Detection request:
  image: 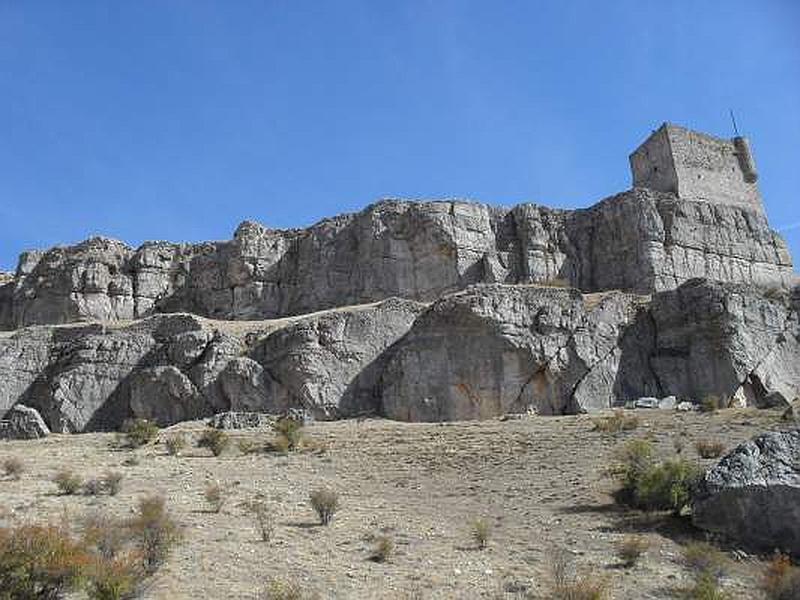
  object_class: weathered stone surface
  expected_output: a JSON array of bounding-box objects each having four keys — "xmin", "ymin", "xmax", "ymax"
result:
[
  {"xmin": 208, "ymin": 411, "xmax": 273, "ymax": 430},
  {"xmin": 693, "ymin": 429, "xmax": 800, "ymax": 556},
  {"xmin": 377, "ymin": 285, "xmax": 646, "ymax": 421},
  {"xmin": 0, "ymin": 404, "xmax": 50, "ymax": 439},
  {"xmin": 0, "ymin": 192, "xmax": 792, "ymax": 329},
  {"xmin": 0, "ymin": 299, "xmax": 424, "ymax": 431}
]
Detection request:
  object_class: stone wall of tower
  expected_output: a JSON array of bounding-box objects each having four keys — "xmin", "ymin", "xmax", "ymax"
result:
[{"xmin": 630, "ymin": 123, "xmax": 766, "ymax": 215}]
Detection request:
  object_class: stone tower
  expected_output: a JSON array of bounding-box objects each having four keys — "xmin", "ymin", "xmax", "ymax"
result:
[{"xmin": 629, "ymin": 123, "xmax": 765, "ymax": 215}]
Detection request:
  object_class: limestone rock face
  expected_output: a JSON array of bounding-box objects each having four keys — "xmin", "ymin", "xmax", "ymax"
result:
[
  {"xmin": 1, "ymin": 194, "xmax": 793, "ymax": 329},
  {"xmin": 0, "ymin": 404, "xmax": 50, "ymax": 439},
  {"xmin": 0, "ymin": 299, "xmax": 424, "ymax": 431},
  {"xmin": 378, "ymin": 285, "xmax": 646, "ymax": 421},
  {"xmin": 693, "ymin": 429, "xmax": 800, "ymax": 556}
]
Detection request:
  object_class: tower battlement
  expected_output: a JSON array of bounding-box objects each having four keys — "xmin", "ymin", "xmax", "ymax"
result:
[{"xmin": 630, "ymin": 123, "xmax": 764, "ymax": 215}]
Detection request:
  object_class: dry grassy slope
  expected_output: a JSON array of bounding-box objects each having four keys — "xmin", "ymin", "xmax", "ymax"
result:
[{"xmin": 0, "ymin": 409, "xmax": 790, "ymax": 599}]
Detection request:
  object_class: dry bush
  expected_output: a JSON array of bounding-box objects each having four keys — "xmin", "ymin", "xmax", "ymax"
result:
[
  {"xmin": 84, "ymin": 478, "xmax": 105, "ymax": 496},
  {"xmin": 262, "ymin": 577, "xmax": 306, "ymax": 600},
  {"xmin": 470, "ymin": 518, "xmax": 491, "ymax": 550},
  {"xmin": 592, "ymin": 410, "xmax": 639, "ymax": 434},
  {"xmin": 309, "ymin": 488, "xmax": 339, "ymax": 526},
  {"xmin": 547, "ymin": 546, "xmax": 608, "ymax": 600},
  {"xmin": 204, "ymin": 482, "xmax": 227, "ymax": 514},
  {"xmin": 198, "ymin": 428, "xmax": 230, "ymax": 457},
  {"xmin": 762, "ymin": 553, "xmax": 800, "ymax": 600},
  {"xmin": 53, "ymin": 469, "xmax": 83, "ymax": 495},
  {"xmin": 616, "ymin": 535, "xmax": 650, "ymax": 568},
  {"xmin": 237, "ymin": 438, "xmax": 261, "ymax": 455},
  {"xmin": 244, "ymin": 499, "xmax": 274, "ymax": 543},
  {"xmin": 164, "ymin": 434, "xmax": 187, "ymax": 456},
  {"xmin": 678, "ymin": 570, "xmax": 731, "ymax": 600},
  {"xmin": 700, "ymin": 395, "xmax": 732, "ymax": 413},
  {"xmin": 121, "ymin": 418, "xmax": 159, "ymax": 448},
  {"xmin": 84, "ymin": 554, "xmax": 141, "ymax": 600},
  {"xmin": 682, "ymin": 542, "xmax": 728, "ymax": 580},
  {"xmin": 695, "ymin": 440, "xmax": 725, "ymax": 459},
  {"xmin": 369, "ymin": 534, "xmax": 394, "ymax": 563},
  {"xmin": 103, "ymin": 471, "xmax": 123, "ymax": 496},
  {"xmin": 0, "ymin": 523, "xmax": 90, "ymax": 599},
  {"xmin": 127, "ymin": 495, "xmax": 181, "ymax": 574},
  {"xmin": 82, "ymin": 512, "xmax": 129, "ymax": 560},
  {"xmin": 272, "ymin": 417, "xmax": 304, "ymax": 452},
  {"xmin": 2, "ymin": 457, "xmax": 24, "ymax": 480}
]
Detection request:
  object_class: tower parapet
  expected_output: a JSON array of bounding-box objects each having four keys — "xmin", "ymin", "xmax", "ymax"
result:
[{"xmin": 630, "ymin": 123, "xmax": 765, "ymax": 215}]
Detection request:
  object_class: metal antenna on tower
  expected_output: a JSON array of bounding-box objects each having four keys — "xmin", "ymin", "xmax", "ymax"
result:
[{"xmin": 729, "ymin": 109, "xmax": 740, "ymax": 137}]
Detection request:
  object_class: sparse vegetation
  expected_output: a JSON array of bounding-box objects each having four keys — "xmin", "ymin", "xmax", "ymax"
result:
[
  {"xmin": 610, "ymin": 439, "xmax": 702, "ymax": 515},
  {"xmin": 682, "ymin": 542, "xmax": 728, "ymax": 580},
  {"xmin": 126, "ymin": 494, "xmax": 181, "ymax": 574},
  {"xmin": 273, "ymin": 417, "xmax": 304, "ymax": 452},
  {"xmin": 616, "ymin": 535, "xmax": 650, "ymax": 568},
  {"xmin": 84, "ymin": 554, "xmax": 141, "ymax": 600},
  {"xmin": 262, "ymin": 577, "xmax": 305, "ymax": 600},
  {"xmin": 204, "ymin": 481, "xmax": 227, "ymax": 514},
  {"xmin": 678, "ymin": 570, "xmax": 731, "ymax": 600},
  {"xmin": 164, "ymin": 434, "xmax": 187, "ymax": 456},
  {"xmin": 470, "ymin": 518, "xmax": 491, "ymax": 550},
  {"xmin": 592, "ymin": 410, "xmax": 639, "ymax": 433},
  {"xmin": 369, "ymin": 534, "xmax": 394, "ymax": 563},
  {"xmin": 0, "ymin": 523, "xmax": 90, "ymax": 599},
  {"xmin": 547, "ymin": 546, "xmax": 608, "ymax": 600},
  {"xmin": 309, "ymin": 488, "xmax": 339, "ymax": 526},
  {"xmin": 2, "ymin": 457, "xmax": 24, "ymax": 480},
  {"xmin": 762, "ymin": 553, "xmax": 800, "ymax": 600},
  {"xmin": 198, "ymin": 428, "xmax": 230, "ymax": 457},
  {"xmin": 53, "ymin": 469, "xmax": 84, "ymax": 495},
  {"xmin": 237, "ymin": 438, "xmax": 261, "ymax": 455},
  {"xmin": 700, "ymin": 395, "xmax": 731, "ymax": 413},
  {"xmin": 121, "ymin": 418, "xmax": 160, "ymax": 448},
  {"xmin": 103, "ymin": 471, "xmax": 123, "ymax": 496},
  {"xmin": 82, "ymin": 512, "xmax": 128, "ymax": 560},
  {"xmin": 695, "ymin": 439, "xmax": 725, "ymax": 459},
  {"xmin": 244, "ymin": 499, "xmax": 274, "ymax": 543}
]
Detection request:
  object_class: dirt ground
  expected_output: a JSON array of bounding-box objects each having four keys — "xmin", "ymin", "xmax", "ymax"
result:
[{"xmin": 0, "ymin": 408, "xmax": 791, "ymax": 599}]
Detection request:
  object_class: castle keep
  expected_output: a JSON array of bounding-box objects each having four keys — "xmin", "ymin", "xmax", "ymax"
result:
[{"xmin": 630, "ymin": 122, "xmax": 764, "ymax": 214}]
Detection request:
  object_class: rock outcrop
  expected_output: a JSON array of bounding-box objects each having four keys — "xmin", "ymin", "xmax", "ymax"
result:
[
  {"xmin": 693, "ymin": 429, "xmax": 800, "ymax": 556},
  {"xmin": 0, "ymin": 279, "xmax": 796, "ymax": 430},
  {"xmin": 0, "ymin": 123, "xmax": 796, "ymax": 427},
  {"xmin": 0, "ymin": 192, "xmax": 793, "ymax": 330},
  {"xmin": 0, "ymin": 404, "xmax": 50, "ymax": 439}
]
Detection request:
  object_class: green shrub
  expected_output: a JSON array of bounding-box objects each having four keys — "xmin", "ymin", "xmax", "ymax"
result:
[
  {"xmin": 121, "ymin": 418, "xmax": 159, "ymax": 448},
  {"xmin": 273, "ymin": 417, "xmax": 304, "ymax": 451},
  {"xmin": 164, "ymin": 434, "xmax": 187, "ymax": 456},
  {"xmin": 53, "ymin": 469, "xmax": 83, "ymax": 495},
  {"xmin": 262, "ymin": 577, "xmax": 304, "ymax": 600},
  {"xmin": 85, "ymin": 555, "xmax": 140, "ymax": 600},
  {"xmin": 762, "ymin": 553, "xmax": 800, "ymax": 600},
  {"xmin": 126, "ymin": 495, "xmax": 181, "ymax": 574},
  {"xmin": 616, "ymin": 535, "xmax": 650, "ymax": 568},
  {"xmin": 198, "ymin": 428, "xmax": 230, "ymax": 457},
  {"xmin": 695, "ymin": 440, "xmax": 725, "ymax": 459},
  {"xmin": 309, "ymin": 488, "xmax": 339, "ymax": 526},
  {"xmin": 679, "ymin": 570, "xmax": 731, "ymax": 600},
  {"xmin": 0, "ymin": 523, "xmax": 90, "ymax": 599},
  {"xmin": 470, "ymin": 518, "xmax": 491, "ymax": 550},
  {"xmin": 592, "ymin": 410, "xmax": 639, "ymax": 434},
  {"xmin": 611, "ymin": 439, "xmax": 702, "ymax": 515},
  {"xmin": 369, "ymin": 534, "xmax": 394, "ymax": 563},
  {"xmin": 2, "ymin": 457, "xmax": 24, "ymax": 480}
]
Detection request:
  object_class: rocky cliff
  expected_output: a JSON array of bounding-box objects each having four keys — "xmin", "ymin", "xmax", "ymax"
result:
[
  {"xmin": 1, "ymin": 279, "xmax": 797, "ymax": 431},
  {"xmin": 0, "ymin": 190, "xmax": 793, "ymax": 330},
  {"xmin": 1, "ymin": 123, "xmax": 797, "ymax": 428}
]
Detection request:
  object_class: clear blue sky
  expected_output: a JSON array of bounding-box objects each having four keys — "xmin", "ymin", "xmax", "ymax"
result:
[{"xmin": 1, "ymin": 1, "xmax": 799, "ymax": 271}]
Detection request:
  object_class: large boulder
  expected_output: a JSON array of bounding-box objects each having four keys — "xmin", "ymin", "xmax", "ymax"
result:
[
  {"xmin": 0, "ymin": 404, "xmax": 50, "ymax": 439},
  {"xmin": 693, "ymin": 429, "xmax": 800, "ymax": 556}
]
